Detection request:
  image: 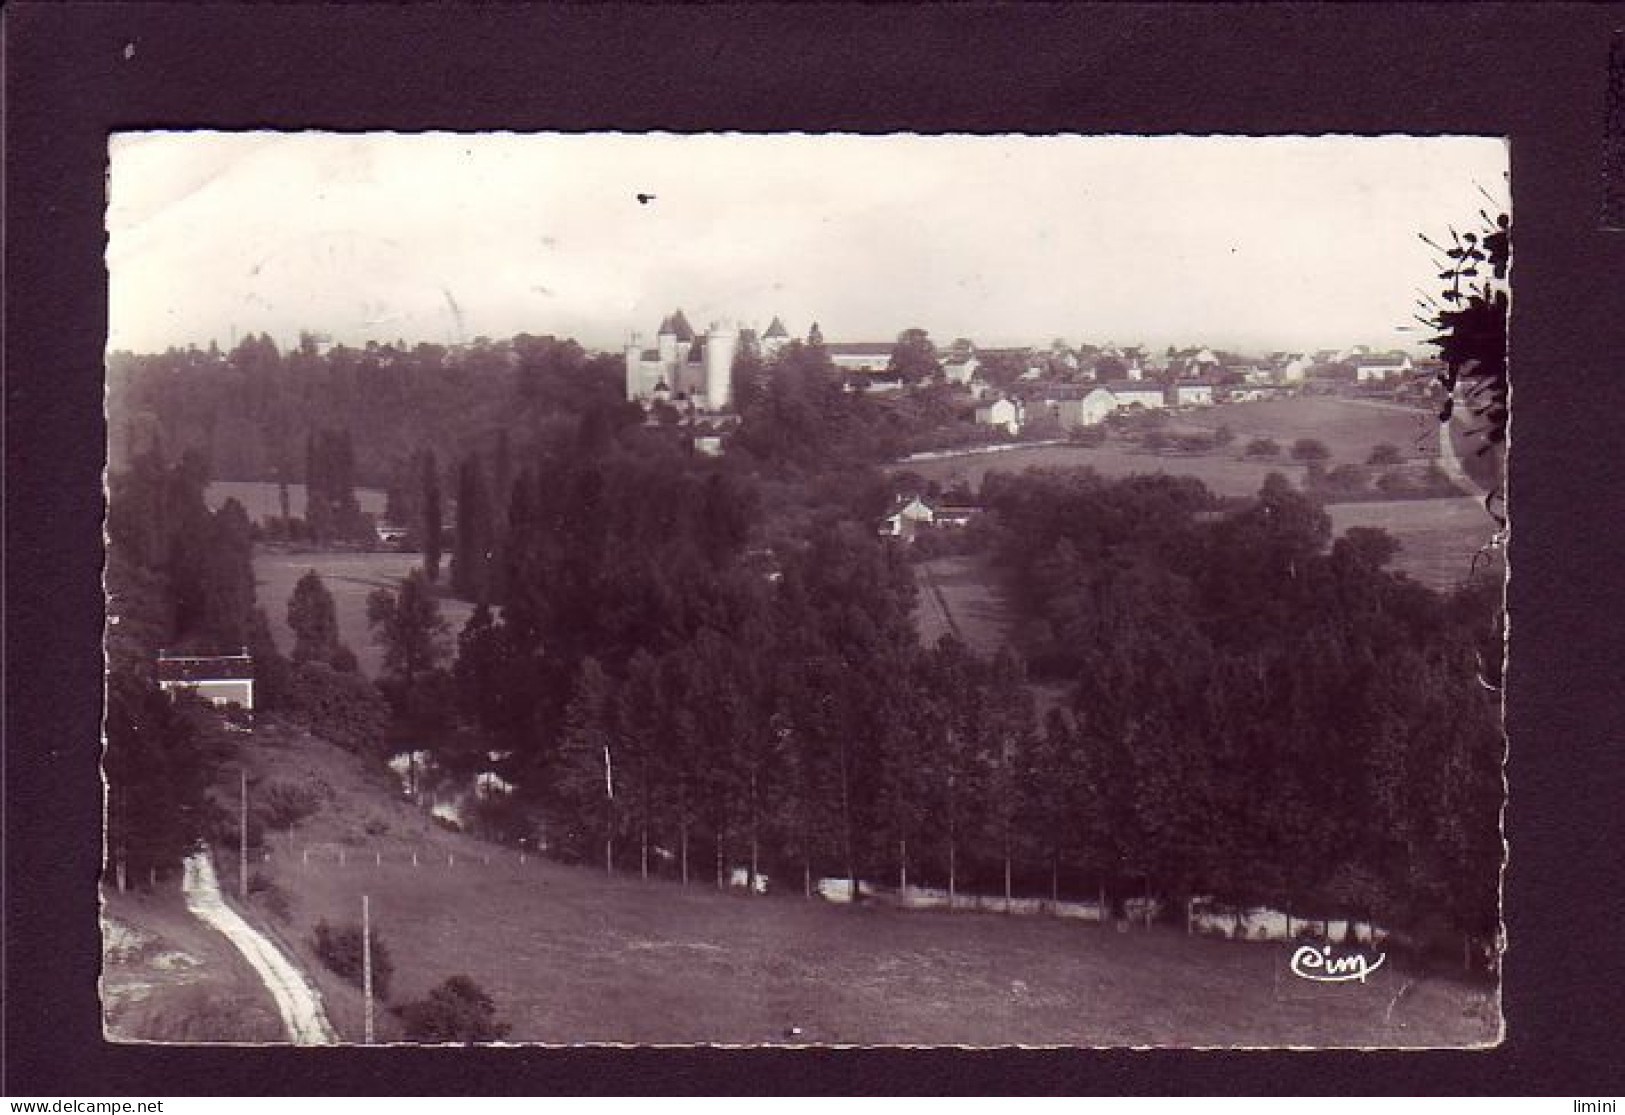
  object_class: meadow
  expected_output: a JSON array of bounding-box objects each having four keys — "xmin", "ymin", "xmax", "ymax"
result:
[
  {"xmin": 1327, "ymin": 497, "xmax": 1499, "ymax": 592},
  {"xmin": 895, "ymin": 397, "xmax": 1493, "ymax": 593},
  {"xmin": 206, "ymin": 481, "xmax": 388, "ymax": 523},
  {"xmin": 914, "ymin": 553, "xmax": 1016, "ymax": 655},
  {"xmin": 225, "ymin": 723, "xmax": 1499, "ymax": 1048},
  {"xmin": 254, "ymin": 550, "xmax": 475, "ymax": 677}
]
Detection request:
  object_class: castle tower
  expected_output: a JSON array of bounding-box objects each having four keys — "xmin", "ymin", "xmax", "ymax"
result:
[
  {"xmin": 657, "ymin": 315, "xmax": 678, "ymax": 369},
  {"xmin": 762, "ymin": 315, "xmax": 790, "ymax": 359},
  {"xmin": 704, "ymin": 322, "xmax": 738, "ymax": 411},
  {"xmin": 624, "ymin": 332, "xmax": 644, "ymax": 400}
]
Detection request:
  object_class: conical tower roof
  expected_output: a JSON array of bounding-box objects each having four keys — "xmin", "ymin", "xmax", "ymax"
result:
[
  {"xmin": 668, "ymin": 309, "xmax": 696, "ymax": 343},
  {"xmin": 763, "ymin": 315, "xmax": 789, "ymax": 339}
]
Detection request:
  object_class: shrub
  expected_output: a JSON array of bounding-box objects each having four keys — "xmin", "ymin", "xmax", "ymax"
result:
[
  {"xmin": 311, "ymin": 920, "xmax": 393, "ymax": 1000},
  {"xmin": 248, "ymin": 872, "xmax": 291, "ymax": 922},
  {"xmin": 283, "ymin": 662, "xmax": 391, "ymax": 756},
  {"xmin": 259, "ymin": 779, "xmax": 322, "ymax": 829},
  {"xmin": 394, "ymin": 975, "xmax": 511, "ymax": 1042},
  {"xmin": 1320, "ymin": 463, "xmax": 1369, "ymax": 497},
  {"xmin": 1367, "ymin": 442, "xmax": 1404, "ymax": 467},
  {"xmin": 1067, "ymin": 424, "xmax": 1107, "ymax": 447},
  {"xmin": 1243, "ymin": 437, "xmax": 1280, "ymax": 459},
  {"xmin": 1290, "ymin": 437, "xmax": 1331, "ymax": 464}
]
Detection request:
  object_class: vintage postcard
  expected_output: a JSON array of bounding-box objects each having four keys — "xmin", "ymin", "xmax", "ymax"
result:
[{"xmin": 101, "ymin": 132, "xmax": 1508, "ymax": 1047}]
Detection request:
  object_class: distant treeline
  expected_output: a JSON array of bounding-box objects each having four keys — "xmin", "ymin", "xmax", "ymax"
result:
[
  {"xmin": 108, "ymin": 331, "xmax": 988, "ymax": 498},
  {"xmin": 107, "ymin": 332, "xmax": 628, "ymax": 489}
]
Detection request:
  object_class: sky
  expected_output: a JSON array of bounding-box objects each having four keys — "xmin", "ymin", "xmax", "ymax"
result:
[{"xmin": 106, "ymin": 132, "xmax": 1508, "ymax": 357}]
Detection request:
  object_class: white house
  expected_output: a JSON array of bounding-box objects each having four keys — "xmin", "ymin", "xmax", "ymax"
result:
[
  {"xmin": 1279, "ymin": 356, "xmax": 1310, "ymax": 384},
  {"xmin": 943, "ymin": 354, "xmax": 980, "ymax": 385},
  {"xmin": 1105, "ymin": 382, "xmax": 1167, "ymax": 410},
  {"xmin": 1172, "ymin": 382, "xmax": 1216, "ymax": 407},
  {"xmin": 879, "ymin": 496, "xmax": 937, "ymax": 539},
  {"xmin": 1355, "ymin": 354, "xmax": 1414, "ymax": 382},
  {"xmin": 974, "ymin": 397, "xmax": 1022, "ymax": 435},
  {"xmin": 156, "ymin": 651, "xmax": 255, "ymax": 712},
  {"xmin": 1054, "ymin": 386, "xmax": 1118, "ymax": 429},
  {"xmin": 823, "ymin": 342, "xmax": 896, "ymax": 373}
]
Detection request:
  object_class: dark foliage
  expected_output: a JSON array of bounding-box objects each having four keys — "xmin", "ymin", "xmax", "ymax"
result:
[
  {"xmin": 393, "ymin": 975, "xmax": 511, "ymax": 1042},
  {"xmin": 312, "ymin": 920, "xmax": 393, "ymax": 1000}
]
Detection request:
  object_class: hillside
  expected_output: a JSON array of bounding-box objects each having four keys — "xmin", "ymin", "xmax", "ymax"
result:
[
  {"xmin": 227, "ymin": 719, "xmax": 1500, "ymax": 1047},
  {"xmin": 100, "ymin": 887, "xmax": 285, "ymax": 1043}
]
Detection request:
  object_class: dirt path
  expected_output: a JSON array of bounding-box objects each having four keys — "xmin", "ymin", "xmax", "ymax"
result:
[{"xmin": 182, "ymin": 850, "xmax": 337, "ymax": 1045}]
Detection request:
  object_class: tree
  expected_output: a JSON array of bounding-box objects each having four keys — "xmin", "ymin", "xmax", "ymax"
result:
[
  {"xmin": 451, "ymin": 454, "xmax": 494, "ymax": 603},
  {"xmin": 394, "ymin": 976, "xmax": 511, "ymax": 1042},
  {"xmin": 287, "ymin": 570, "xmax": 346, "ymax": 667},
  {"xmin": 367, "ymin": 569, "xmax": 451, "ymax": 725},
  {"xmin": 421, "ymin": 449, "xmax": 443, "ymax": 582},
  {"xmin": 888, "ymin": 327, "xmax": 941, "ymax": 385},
  {"xmin": 104, "ymin": 672, "xmax": 220, "ymax": 888},
  {"xmin": 554, "ymin": 658, "xmax": 620, "ymax": 870},
  {"xmin": 1420, "ymin": 213, "xmax": 1509, "ymax": 479},
  {"xmin": 1290, "ymin": 438, "xmax": 1331, "ymax": 465}
]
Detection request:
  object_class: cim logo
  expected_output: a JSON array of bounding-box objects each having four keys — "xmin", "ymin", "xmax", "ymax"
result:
[{"xmin": 1289, "ymin": 943, "xmax": 1386, "ymax": 984}]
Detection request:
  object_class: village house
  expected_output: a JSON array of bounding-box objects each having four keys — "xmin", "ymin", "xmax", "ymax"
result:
[
  {"xmin": 878, "ymin": 495, "xmax": 937, "ymax": 539},
  {"xmin": 1103, "ymin": 381, "xmax": 1168, "ymax": 410},
  {"xmin": 932, "ymin": 501, "xmax": 981, "ymax": 529},
  {"xmin": 1053, "ymin": 386, "xmax": 1118, "ymax": 429},
  {"xmin": 974, "ymin": 396, "xmax": 1023, "ymax": 435},
  {"xmin": 1172, "ymin": 382, "xmax": 1217, "ymax": 407},
  {"xmin": 1355, "ymin": 353, "xmax": 1415, "ymax": 382},
  {"xmin": 943, "ymin": 353, "xmax": 980, "ymax": 385},
  {"xmin": 1279, "ymin": 355, "xmax": 1311, "ymax": 384},
  {"xmin": 156, "ymin": 651, "xmax": 255, "ymax": 712},
  {"xmin": 823, "ymin": 342, "xmax": 897, "ymax": 373}
]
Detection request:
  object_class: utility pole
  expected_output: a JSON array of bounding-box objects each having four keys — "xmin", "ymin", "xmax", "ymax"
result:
[
  {"xmin": 362, "ymin": 894, "xmax": 374, "ymax": 1044},
  {"xmin": 240, "ymin": 768, "xmax": 249, "ymax": 901},
  {"xmin": 603, "ymin": 743, "xmax": 615, "ymax": 876}
]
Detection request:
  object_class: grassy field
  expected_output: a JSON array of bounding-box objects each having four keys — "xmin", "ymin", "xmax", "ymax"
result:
[
  {"xmin": 233, "ymin": 722, "xmax": 1499, "ymax": 1047},
  {"xmin": 255, "ymin": 551, "xmax": 475, "ymax": 677},
  {"xmin": 100, "ymin": 886, "xmax": 286, "ymax": 1043},
  {"xmin": 895, "ymin": 398, "xmax": 1442, "ymax": 500},
  {"xmin": 896, "ymin": 442, "xmax": 1280, "ymax": 500},
  {"xmin": 1184, "ymin": 396, "xmax": 1445, "ymax": 465},
  {"xmin": 1327, "ymin": 497, "xmax": 1499, "ymax": 592},
  {"xmin": 914, "ymin": 554, "xmax": 1016, "ymax": 655},
  {"xmin": 207, "ymin": 481, "xmax": 387, "ymax": 523}
]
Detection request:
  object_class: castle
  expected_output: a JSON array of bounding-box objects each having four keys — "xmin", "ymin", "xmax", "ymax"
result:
[
  {"xmin": 624, "ymin": 311, "xmax": 794, "ymax": 412},
  {"xmin": 624, "ymin": 310, "xmax": 739, "ymax": 411}
]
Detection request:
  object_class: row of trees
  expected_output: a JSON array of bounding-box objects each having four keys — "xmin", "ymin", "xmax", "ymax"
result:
[
  {"xmin": 104, "ymin": 449, "xmax": 262, "ymax": 885},
  {"xmin": 353, "ymin": 411, "xmax": 1500, "ymax": 955},
  {"xmin": 107, "ymin": 331, "xmax": 626, "ymax": 488},
  {"xmin": 984, "ymin": 468, "xmax": 1502, "ymax": 948}
]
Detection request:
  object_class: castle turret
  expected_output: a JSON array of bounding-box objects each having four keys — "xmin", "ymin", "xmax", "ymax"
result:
[
  {"xmin": 657, "ymin": 316, "xmax": 678, "ymax": 368},
  {"xmin": 625, "ymin": 332, "xmax": 644, "ymax": 400},
  {"xmin": 704, "ymin": 322, "xmax": 738, "ymax": 411}
]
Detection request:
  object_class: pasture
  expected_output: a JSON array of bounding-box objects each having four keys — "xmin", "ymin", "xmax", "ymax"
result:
[
  {"xmin": 1184, "ymin": 396, "xmax": 1445, "ymax": 465},
  {"xmin": 255, "ymin": 551, "xmax": 474, "ymax": 677},
  {"xmin": 1327, "ymin": 497, "xmax": 1499, "ymax": 592},
  {"xmin": 914, "ymin": 554, "xmax": 1016, "ymax": 655},
  {"xmin": 233, "ymin": 725, "xmax": 1499, "ymax": 1047},
  {"xmin": 897, "ymin": 442, "xmax": 1281, "ymax": 500},
  {"xmin": 207, "ymin": 481, "xmax": 388, "ymax": 524}
]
